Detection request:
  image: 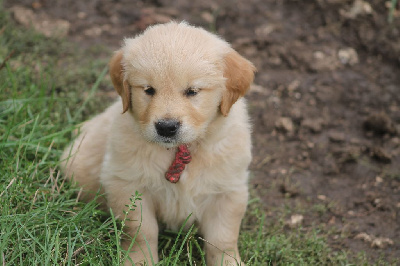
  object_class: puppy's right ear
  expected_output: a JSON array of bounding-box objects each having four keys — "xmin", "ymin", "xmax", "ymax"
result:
[
  {"xmin": 109, "ymin": 51, "xmax": 130, "ymax": 113},
  {"xmin": 220, "ymin": 50, "xmax": 256, "ymax": 116}
]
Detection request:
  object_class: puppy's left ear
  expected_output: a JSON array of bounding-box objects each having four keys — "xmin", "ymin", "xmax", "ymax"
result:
[
  {"xmin": 220, "ymin": 50, "xmax": 256, "ymax": 116},
  {"xmin": 109, "ymin": 51, "xmax": 131, "ymax": 113}
]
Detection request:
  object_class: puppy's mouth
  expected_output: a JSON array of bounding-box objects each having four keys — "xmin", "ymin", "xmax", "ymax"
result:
[{"xmin": 158, "ymin": 137, "xmax": 178, "ymax": 147}]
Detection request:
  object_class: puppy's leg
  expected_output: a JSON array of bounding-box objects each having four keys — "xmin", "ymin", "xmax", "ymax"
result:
[
  {"xmin": 200, "ymin": 188, "xmax": 248, "ymax": 266},
  {"xmin": 104, "ymin": 179, "xmax": 159, "ymax": 265}
]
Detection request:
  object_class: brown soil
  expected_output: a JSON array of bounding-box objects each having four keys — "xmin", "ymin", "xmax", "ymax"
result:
[{"xmin": 5, "ymin": 0, "xmax": 400, "ymax": 263}]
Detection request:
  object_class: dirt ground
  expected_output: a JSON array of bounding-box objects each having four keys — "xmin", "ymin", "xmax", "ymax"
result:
[{"xmin": 5, "ymin": 0, "xmax": 400, "ymax": 263}]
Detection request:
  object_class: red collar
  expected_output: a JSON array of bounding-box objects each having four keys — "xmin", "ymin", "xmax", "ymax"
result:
[{"xmin": 165, "ymin": 144, "xmax": 192, "ymax": 183}]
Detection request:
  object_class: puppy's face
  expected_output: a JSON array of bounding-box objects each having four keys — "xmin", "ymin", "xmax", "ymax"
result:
[
  {"xmin": 110, "ymin": 22, "xmax": 255, "ymax": 148},
  {"xmin": 128, "ymin": 71, "xmax": 223, "ymax": 147}
]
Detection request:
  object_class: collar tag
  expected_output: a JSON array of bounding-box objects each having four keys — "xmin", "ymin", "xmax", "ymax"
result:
[{"xmin": 165, "ymin": 144, "xmax": 192, "ymax": 183}]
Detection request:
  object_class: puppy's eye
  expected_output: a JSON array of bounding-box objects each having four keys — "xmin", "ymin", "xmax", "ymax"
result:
[
  {"xmin": 144, "ymin": 86, "xmax": 156, "ymax": 96},
  {"xmin": 185, "ymin": 87, "xmax": 200, "ymax": 97}
]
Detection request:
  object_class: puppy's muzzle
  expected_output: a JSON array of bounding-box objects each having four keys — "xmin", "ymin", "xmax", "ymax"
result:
[{"xmin": 155, "ymin": 119, "xmax": 180, "ymax": 138}]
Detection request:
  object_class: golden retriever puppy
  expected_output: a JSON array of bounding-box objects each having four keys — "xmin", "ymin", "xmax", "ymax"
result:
[{"xmin": 61, "ymin": 22, "xmax": 255, "ymax": 265}]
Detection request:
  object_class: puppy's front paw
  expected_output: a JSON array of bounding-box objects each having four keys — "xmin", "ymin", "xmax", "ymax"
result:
[
  {"xmin": 207, "ymin": 252, "xmax": 244, "ymax": 266},
  {"xmin": 123, "ymin": 258, "xmax": 145, "ymax": 266},
  {"xmin": 223, "ymin": 258, "xmax": 245, "ymax": 266}
]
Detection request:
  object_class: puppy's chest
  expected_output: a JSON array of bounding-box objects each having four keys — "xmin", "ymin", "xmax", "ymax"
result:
[
  {"xmin": 151, "ymin": 182, "xmax": 212, "ymax": 230},
  {"xmin": 113, "ymin": 148, "xmax": 217, "ymax": 228}
]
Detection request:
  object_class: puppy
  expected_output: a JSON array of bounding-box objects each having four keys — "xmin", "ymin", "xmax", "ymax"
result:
[{"xmin": 61, "ymin": 22, "xmax": 255, "ymax": 265}]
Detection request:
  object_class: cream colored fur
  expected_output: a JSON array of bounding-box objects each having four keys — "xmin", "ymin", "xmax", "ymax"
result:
[{"xmin": 61, "ymin": 22, "xmax": 255, "ymax": 266}]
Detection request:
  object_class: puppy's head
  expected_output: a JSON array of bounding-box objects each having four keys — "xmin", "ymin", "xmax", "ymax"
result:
[{"xmin": 109, "ymin": 22, "xmax": 255, "ymax": 148}]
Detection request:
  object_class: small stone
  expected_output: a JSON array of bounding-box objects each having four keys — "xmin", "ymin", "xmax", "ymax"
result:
[
  {"xmin": 350, "ymin": 138, "xmax": 362, "ymax": 144},
  {"xmin": 371, "ymin": 237, "xmax": 394, "ymax": 249},
  {"xmin": 250, "ymin": 84, "xmax": 268, "ymax": 94},
  {"xmin": 375, "ymin": 176, "xmax": 383, "ymax": 184},
  {"xmin": 280, "ymin": 169, "xmax": 288, "ymax": 175},
  {"xmin": 373, "ymin": 198, "xmax": 381, "ymax": 206},
  {"xmin": 201, "ymin": 12, "xmax": 214, "ymax": 24},
  {"xmin": 363, "ymin": 112, "xmax": 397, "ymax": 136},
  {"xmin": 355, "ymin": 232, "xmax": 372, "ymax": 242},
  {"xmin": 340, "ymin": 0, "xmax": 373, "ymax": 19},
  {"xmin": 287, "ymin": 214, "xmax": 304, "ymax": 227},
  {"xmin": 306, "ymin": 142, "xmax": 315, "ymax": 149},
  {"xmin": 255, "ymin": 24, "xmax": 276, "ymax": 38},
  {"xmin": 313, "ymin": 51, "xmax": 325, "ymax": 60},
  {"xmin": 287, "ymin": 80, "xmax": 300, "ymax": 92},
  {"xmin": 268, "ymin": 56, "xmax": 282, "ymax": 66},
  {"xmin": 275, "ymin": 117, "xmax": 294, "ymax": 133},
  {"xmin": 338, "ymin": 47, "xmax": 359, "ymax": 65},
  {"xmin": 329, "ymin": 131, "xmax": 346, "ymax": 143},
  {"xmin": 279, "ymin": 183, "xmax": 299, "ymax": 197},
  {"xmin": 310, "ymin": 48, "xmax": 341, "ymax": 71},
  {"xmin": 317, "ymin": 195, "xmax": 327, "ymax": 201},
  {"xmin": 369, "ymin": 146, "xmax": 392, "ymax": 163},
  {"xmin": 84, "ymin": 27, "xmax": 103, "ymax": 37},
  {"xmin": 348, "ymin": 210, "xmax": 355, "ymax": 216},
  {"xmin": 302, "ymin": 118, "xmax": 324, "ymax": 133},
  {"xmin": 391, "ymin": 137, "xmax": 400, "ymax": 145},
  {"xmin": 77, "ymin": 12, "xmax": 87, "ymax": 19}
]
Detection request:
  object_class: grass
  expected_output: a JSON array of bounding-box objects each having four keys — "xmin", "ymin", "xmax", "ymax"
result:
[
  {"xmin": 0, "ymin": 5, "xmax": 365, "ymax": 265},
  {"xmin": 389, "ymin": 0, "xmax": 399, "ymax": 23}
]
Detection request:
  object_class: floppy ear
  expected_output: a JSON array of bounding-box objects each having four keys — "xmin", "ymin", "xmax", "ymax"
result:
[
  {"xmin": 109, "ymin": 51, "xmax": 131, "ymax": 113},
  {"xmin": 220, "ymin": 50, "xmax": 256, "ymax": 116}
]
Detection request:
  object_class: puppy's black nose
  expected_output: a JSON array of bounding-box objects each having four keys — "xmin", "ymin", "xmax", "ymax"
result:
[{"xmin": 155, "ymin": 119, "xmax": 180, "ymax": 138}]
